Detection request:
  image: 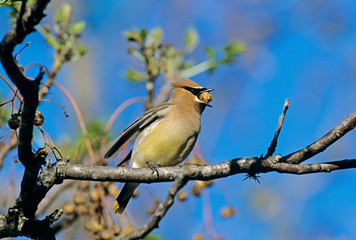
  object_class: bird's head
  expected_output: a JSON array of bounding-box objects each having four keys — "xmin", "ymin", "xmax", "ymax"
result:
[{"xmin": 170, "ymin": 79, "xmax": 213, "ymax": 113}]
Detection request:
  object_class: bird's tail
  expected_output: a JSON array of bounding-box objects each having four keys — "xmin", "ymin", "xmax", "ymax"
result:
[{"xmin": 113, "ymin": 182, "xmax": 140, "ymax": 214}]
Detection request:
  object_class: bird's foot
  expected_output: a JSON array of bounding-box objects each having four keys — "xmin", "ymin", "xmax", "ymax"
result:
[
  {"xmin": 243, "ymin": 173, "xmax": 261, "ymax": 184},
  {"xmin": 178, "ymin": 162, "xmax": 188, "ymax": 168},
  {"xmin": 147, "ymin": 162, "xmax": 161, "ymax": 177}
]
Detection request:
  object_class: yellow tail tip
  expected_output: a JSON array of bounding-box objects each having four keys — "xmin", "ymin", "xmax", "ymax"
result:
[{"xmin": 113, "ymin": 201, "xmax": 124, "ymax": 214}]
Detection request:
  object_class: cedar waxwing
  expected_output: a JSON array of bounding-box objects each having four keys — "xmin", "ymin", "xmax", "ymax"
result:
[{"xmin": 105, "ymin": 79, "xmax": 213, "ymax": 214}]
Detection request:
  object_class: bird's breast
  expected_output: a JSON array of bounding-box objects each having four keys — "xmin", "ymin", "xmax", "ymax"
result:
[{"xmin": 131, "ymin": 112, "xmax": 200, "ymax": 168}]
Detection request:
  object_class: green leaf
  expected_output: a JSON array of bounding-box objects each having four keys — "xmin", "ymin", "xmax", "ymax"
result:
[
  {"xmin": 125, "ymin": 68, "xmax": 148, "ymax": 82},
  {"xmin": 139, "ymin": 28, "xmax": 148, "ymax": 42},
  {"xmin": 5, "ymin": 1, "xmax": 21, "ymax": 23},
  {"xmin": 143, "ymin": 234, "xmax": 161, "ymax": 240},
  {"xmin": 184, "ymin": 28, "xmax": 199, "ymax": 52},
  {"xmin": 70, "ymin": 21, "xmax": 86, "ymax": 34},
  {"xmin": 224, "ymin": 42, "xmax": 246, "ymax": 56},
  {"xmin": 124, "ymin": 29, "xmax": 140, "ymax": 42},
  {"xmin": 146, "ymin": 28, "xmax": 163, "ymax": 48},
  {"xmin": 36, "ymin": 26, "xmax": 60, "ymax": 50},
  {"xmin": 0, "ymin": 0, "xmax": 8, "ymax": 7},
  {"xmin": 76, "ymin": 44, "xmax": 87, "ymax": 56},
  {"xmin": 165, "ymin": 46, "xmax": 177, "ymax": 58},
  {"xmin": 204, "ymin": 46, "xmax": 216, "ymax": 59},
  {"xmin": 184, "ymin": 60, "xmax": 194, "ymax": 69},
  {"xmin": 55, "ymin": 3, "xmax": 71, "ymax": 24}
]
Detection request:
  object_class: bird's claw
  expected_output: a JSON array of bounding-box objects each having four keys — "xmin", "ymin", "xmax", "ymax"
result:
[
  {"xmin": 147, "ymin": 162, "xmax": 161, "ymax": 177},
  {"xmin": 243, "ymin": 173, "xmax": 261, "ymax": 184}
]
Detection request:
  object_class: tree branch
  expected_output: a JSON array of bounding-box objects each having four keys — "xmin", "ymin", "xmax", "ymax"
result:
[
  {"xmin": 0, "ymin": 133, "xmax": 18, "ymax": 169},
  {"xmin": 265, "ymin": 99, "xmax": 289, "ymax": 157},
  {"xmin": 263, "ymin": 158, "xmax": 356, "ymax": 174},
  {"xmin": 282, "ymin": 110, "xmax": 356, "ymax": 164},
  {"xmin": 122, "ymin": 173, "xmax": 188, "ymax": 240},
  {"xmin": 47, "ymin": 157, "xmax": 356, "ymax": 184},
  {"xmin": 15, "ymin": 68, "xmax": 45, "ymax": 218},
  {"xmin": 0, "ymin": 0, "xmax": 64, "ymax": 238},
  {"xmin": 0, "ymin": 0, "xmax": 50, "ymax": 97}
]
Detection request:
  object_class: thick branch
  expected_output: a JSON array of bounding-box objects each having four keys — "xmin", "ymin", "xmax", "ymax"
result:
[
  {"xmin": 50, "ymin": 157, "xmax": 356, "ymax": 183},
  {"xmin": 15, "ymin": 68, "xmax": 45, "ymax": 219},
  {"xmin": 0, "ymin": 0, "xmax": 62, "ymax": 239},
  {"xmin": 0, "ymin": 0, "xmax": 50, "ymax": 98}
]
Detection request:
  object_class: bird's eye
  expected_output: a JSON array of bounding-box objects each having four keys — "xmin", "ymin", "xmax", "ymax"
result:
[{"xmin": 183, "ymin": 86, "xmax": 204, "ymax": 96}]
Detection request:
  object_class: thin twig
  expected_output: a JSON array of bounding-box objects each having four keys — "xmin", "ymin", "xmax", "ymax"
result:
[
  {"xmin": 14, "ymin": 42, "xmax": 30, "ymax": 63},
  {"xmin": 265, "ymin": 99, "xmax": 289, "ymax": 157},
  {"xmin": 54, "ymin": 82, "xmax": 96, "ymax": 165},
  {"xmin": 0, "ymin": 129, "xmax": 14, "ymax": 140},
  {"xmin": 0, "ymin": 133, "xmax": 18, "ymax": 169},
  {"xmin": 121, "ymin": 173, "xmax": 188, "ymax": 240},
  {"xmin": 40, "ymin": 99, "xmax": 68, "ymax": 118},
  {"xmin": 0, "ymin": 73, "xmax": 23, "ymax": 102},
  {"xmin": 140, "ymin": 44, "xmax": 157, "ymax": 110},
  {"xmin": 36, "ymin": 181, "xmax": 75, "ymax": 216}
]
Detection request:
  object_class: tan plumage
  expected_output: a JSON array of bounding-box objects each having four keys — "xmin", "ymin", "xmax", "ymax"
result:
[{"xmin": 105, "ymin": 79, "xmax": 213, "ymax": 214}]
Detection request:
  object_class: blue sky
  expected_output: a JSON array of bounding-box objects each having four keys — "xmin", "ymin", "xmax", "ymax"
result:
[{"xmin": 1, "ymin": 1, "xmax": 356, "ymax": 239}]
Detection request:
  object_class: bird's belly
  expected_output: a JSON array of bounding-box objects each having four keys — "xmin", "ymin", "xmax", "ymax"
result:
[{"xmin": 132, "ymin": 127, "xmax": 197, "ymax": 168}]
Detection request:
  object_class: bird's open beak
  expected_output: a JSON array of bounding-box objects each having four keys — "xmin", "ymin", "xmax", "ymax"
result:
[
  {"xmin": 199, "ymin": 88, "xmax": 213, "ymax": 107},
  {"xmin": 203, "ymin": 88, "xmax": 214, "ymax": 93}
]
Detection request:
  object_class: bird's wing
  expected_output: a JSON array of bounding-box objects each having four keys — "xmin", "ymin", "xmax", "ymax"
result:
[{"xmin": 104, "ymin": 103, "xmax": 173, "ymax": 159}]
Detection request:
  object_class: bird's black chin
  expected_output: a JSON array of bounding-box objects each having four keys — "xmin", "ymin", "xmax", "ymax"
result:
[
  {"xmin": 204, "ymin": 102, "xmax": 212, "ymax": 108},
  {"xmin": 197, "ymin": 102, "xmax": 212, "ymax": 114}
]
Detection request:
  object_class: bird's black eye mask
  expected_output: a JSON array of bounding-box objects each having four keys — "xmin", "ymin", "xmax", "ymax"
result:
[{"xmin": 182, "ymin": 86, "xmax": 209, "ymax": 96}]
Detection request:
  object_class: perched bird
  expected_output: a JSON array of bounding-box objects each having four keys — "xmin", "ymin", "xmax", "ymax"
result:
[{"xmin": 105, "ymin": 79, "xmax": 213, "ymax": 214}]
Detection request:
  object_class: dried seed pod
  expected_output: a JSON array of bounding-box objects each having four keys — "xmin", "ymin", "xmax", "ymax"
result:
[
  {"xmin": 35, "ymin": 147, "xmax": 48, "ymax": 163},
  {"xmin": 8, "ymin": 113, "xmax": 21, "ymax": 129},
  {"xmin": 111, "ymin": 223, "xmax": 122, "ymax": 236},
  {"xmin": 74, "ymin": 192, "xmax": 86, "ymax": 205},
  {"xmin": 88, "ymin": 203, "xmax": 96, "ymax": 215},
  {"xmin": 100, "ymin": 229, "xmax": 114, "ymax": 240},
  {"xmin": 34, "ymin": 111, "xmax": 44, "ymax": 126},
  {"xmin": 188, "ymin": 154, "xmax": 208, "ymax": 166},
  {"xmin": 80, "ymin": 181, "xmax": 89, "ymax": 190},
  {"xmin": 198, "ymin": 91, "xmax": 212, "ymax": 104},
  {"xmin": 63, "ymin": 203, "xmax": 75, "ymax": 215},
  {"xmin": 195, "ymin": 180, "xmax": 206, "ymax": 189},
  {"xmin": 193, "ymin": 234, "xmax": 203, "ymax": 240},
  {"xmin": 191, "ymin": 180, "xmax": 206, "ymax": 197},
  {"xmin": 220, "ymin": 206, "xmax": 236, "ymax": 218},
  {"xmin": 107, "ymin": 183, "xmax": 119, "ymax": 198},
  {"xmin": 89, "ymin": 188, "xmax": 100, "ymax": 202},
  {"xmin": 76, "ymin": 204, "xmax": 88, "ymax": 215},
  {"xmin": 188, "ymin": 154, "xmax": 200, "ymax": 165},
  {"xmin": 177, "ymin": 191, "xmax": 187, "ymax": 202},
  {"xmin": 132, "ymin": 188, "xmax": 139, "ymax": 198},
  {"xmin": 205, "ymin": 180, "xmax": 214, "ymax": 187},
  {"xmin": 122, "ymin": 225, "xmax": 134, "ymax": 236},
  {"xmin": 85, "ymin": 218, "xmax": 103, "ymax": 233}
]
